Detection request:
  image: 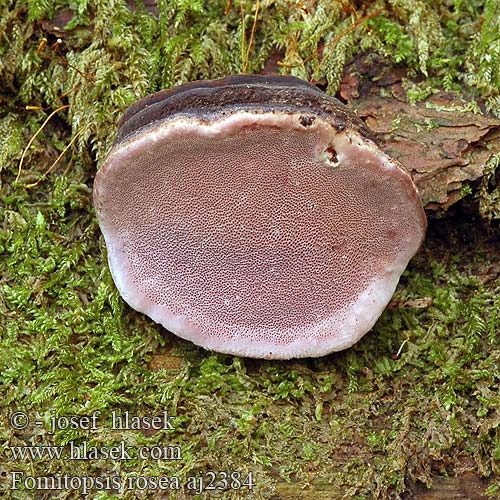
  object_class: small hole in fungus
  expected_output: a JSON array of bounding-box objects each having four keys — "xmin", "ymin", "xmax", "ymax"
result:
[
  {"xmin": 325, "ymin": 146, "xmax": 338, "ymax": 164},
  {"xmin": 299, "ymin": 115, "xmax": 315, "ymax": 127}
]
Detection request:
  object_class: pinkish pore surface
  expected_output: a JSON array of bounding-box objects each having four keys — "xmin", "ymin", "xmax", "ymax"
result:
[{"xmin": 94, "ymin": 76, "xmax": 426, "ymax": 359}]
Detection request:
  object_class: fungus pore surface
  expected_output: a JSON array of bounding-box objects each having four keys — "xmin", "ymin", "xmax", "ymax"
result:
[{"xmin": 94, "ymin": 75, "xmax": 426, "ymax": 359}]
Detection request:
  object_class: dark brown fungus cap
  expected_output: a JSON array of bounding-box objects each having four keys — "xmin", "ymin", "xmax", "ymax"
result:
[{"xmin": 94, "ymin": 75, "xmax": 427, "ymax": 359}]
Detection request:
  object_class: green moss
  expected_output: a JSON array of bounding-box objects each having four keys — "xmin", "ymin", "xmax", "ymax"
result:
[
  {"xmin": 479, "ymin": 153, "xmax": 500, "ymax": 221},
  {"xmin": 1, "ymin": 0, "xmax": 500, "ymax": 498}
]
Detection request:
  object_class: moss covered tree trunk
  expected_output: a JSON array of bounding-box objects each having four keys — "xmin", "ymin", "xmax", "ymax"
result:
[{"xmin": 1, "ymin": 1, "xmax": 499, "ymax": 499}]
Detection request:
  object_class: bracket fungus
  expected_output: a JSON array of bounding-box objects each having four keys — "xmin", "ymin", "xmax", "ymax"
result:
[{"xmin": 94, "ymin": 75, "xmax": 426, "ymax": 359}]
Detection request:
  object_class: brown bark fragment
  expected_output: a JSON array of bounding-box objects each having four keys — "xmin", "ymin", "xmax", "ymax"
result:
[
  {"xmin": 341, "ymin": 55, "xmax": 500, "ymax": 210},
  {"xmin": 147, "ymin": 352, "xmax": 184, "ymax": 371}
]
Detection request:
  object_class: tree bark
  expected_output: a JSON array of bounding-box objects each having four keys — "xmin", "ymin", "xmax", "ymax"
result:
[{"xmin": 337, "ymin": 55, "xmax": 500, "ymax": 211}]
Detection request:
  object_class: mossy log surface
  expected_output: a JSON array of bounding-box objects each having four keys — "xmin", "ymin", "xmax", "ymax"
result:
[
  {"xmin": 1, "ymin": 1, "xmax": 499, "ymax": 499},
  {"xmin": 340, "ymin": 54, "xmax": 500, "ymax": 211},
  {"xmin": 272, "ymin": 473, "xmax": 494, "ymax": 499}
]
